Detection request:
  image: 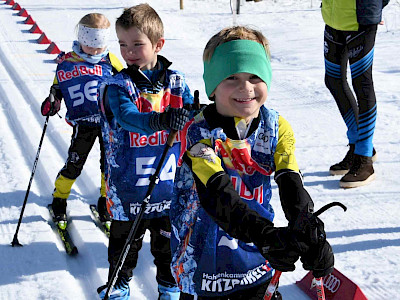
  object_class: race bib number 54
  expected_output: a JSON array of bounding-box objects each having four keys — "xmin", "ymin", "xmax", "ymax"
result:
[{"xmin": 135, "ymin": 154, "xmax": 176, "ymax": 186}]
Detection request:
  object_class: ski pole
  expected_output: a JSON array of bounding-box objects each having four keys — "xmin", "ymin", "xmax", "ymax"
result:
[
  {"xmin": 103, "ymin": 129, "xmax": 178, "ymax": 300},
  {"xmin": 11, "ymin": 95, "xmax": 53, "ymax": 247},
  {"xmin": 307, "ymin": 202, "xmax": 346, "ymax": 300},
  {"xmin": 312, "ymin": 277, "xmax": 326, "ymax": 300},
  {"xmin": 264, "ymin": 270, "xmax": 282, "ymax": 300},
  {"xmin": 264, "ymin": 270, "xmax": 326, "ymax": 300},
  {"xmin": 314, "ymin": 201, "xmax": 347, "ymax": 217},
  {"xmin": 263, "ymin": 201, "xmax": 346, "ymax": 299}
]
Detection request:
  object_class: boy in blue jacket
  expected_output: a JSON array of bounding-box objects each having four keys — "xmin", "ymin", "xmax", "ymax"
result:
[
  {"xmin": 97, "ymin": 4, "xmax": 193, "ymax": 300},
  {"xmin": 171, "ymin": 26, "xmax": 334, "ymax": 299}
]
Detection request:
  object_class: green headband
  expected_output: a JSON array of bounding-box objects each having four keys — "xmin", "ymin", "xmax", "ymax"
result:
[{"xmin": 203, "ymin": 39, "xmax": 272, "ymax": 97}]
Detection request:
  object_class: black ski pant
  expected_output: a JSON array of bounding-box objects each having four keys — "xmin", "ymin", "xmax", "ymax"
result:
[
  {"xmin": 53, "ymin": 124, "xmax": 105, "ymax": 200},
  {"xmin": 324, "ymin": 24, "xmax": 378, "ymax": 157},
  {"xmin": 59, "ymin": 124, "xmax": 105, "ymax": 179},
  {"xmin": 107, "ymin": 216, "xmax": 177, "ymax": 289}
]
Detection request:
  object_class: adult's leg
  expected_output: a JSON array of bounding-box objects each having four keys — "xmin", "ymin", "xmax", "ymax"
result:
[
  {"xmin": 348, "ymin": 25, "xmax": 378, "ymax": 157},
  {"xmin": 339, "ymin": 25, "xmax": 378, "ymax": 188},
  {"xmin": 324, "ymin": 25, "xmax": 359, "ymax": 145}
]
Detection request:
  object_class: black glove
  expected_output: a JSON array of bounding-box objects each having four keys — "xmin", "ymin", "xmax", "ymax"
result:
[
  {"xmin": 300, "ymin": 239, "xmax": 334, "ymax": 278},
  {"xmin": 291, "ymin": 202, "xmax": 326, "ymax": 245},
  {"xmin": 149, "ymin": 106, "xmax": 190, "ymax": 131},
  {"xmin": 291, "ymin": 203, "xmax": 334, "ymax": 277},
  {"xmin": 255, "ymin": 226, "xmax": 301, "ymax": 272},
  {"xmin": 41, "ymin": 94, "xmax": 61, "ymax": 116}
]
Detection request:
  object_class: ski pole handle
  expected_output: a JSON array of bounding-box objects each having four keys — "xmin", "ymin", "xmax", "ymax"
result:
[
  {"xmin": 49, "ymin": 93, "xmax": 62, "ymax": 118},
  {"xmin": 166, "ymin": 89, "xmax": 185, "ymax": 148},
  {"xmin": 264, "ymin": 270, "xmax": 282, "ymax": 300}
]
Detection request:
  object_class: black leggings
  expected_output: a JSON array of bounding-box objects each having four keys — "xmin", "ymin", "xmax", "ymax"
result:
[
  {"xmin": 59, "ymin": 124, "xmax": 104, "ymax": 179},
  {"xmin": 324, "ymin": 24, "xmax": 378, "ymax": 157},
  {"xmin": 107, "ymin": 217, "xmax": 177, "ymax": 288}
]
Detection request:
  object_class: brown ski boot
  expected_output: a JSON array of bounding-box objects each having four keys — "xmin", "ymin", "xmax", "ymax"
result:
[{"xmin": 339, "ymin": 154, "xmax": 375, "ymax": 188}]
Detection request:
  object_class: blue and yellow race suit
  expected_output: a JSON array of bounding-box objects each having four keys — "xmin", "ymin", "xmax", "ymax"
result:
[{"xmin": 170, "ymin": 104, "xmax": 301, "ymax": 297}]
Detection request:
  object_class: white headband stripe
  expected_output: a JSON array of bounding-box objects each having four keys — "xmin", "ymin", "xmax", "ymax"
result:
[{"xmin": 78, "ymin": 25, "xmax": 110, "ymax": 48}]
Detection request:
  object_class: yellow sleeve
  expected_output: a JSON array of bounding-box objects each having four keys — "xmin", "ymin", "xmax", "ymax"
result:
[
  {"xmin": 53, "ymin": 74, "xmax": 58, "ymax": 85},
  {"xmin": 109, "ymin": 52, "xmax": 124, "ymax": 72},
  {"xmin": 274, "ymin": 115, "xmax": 299, "ymax": 172},
  {"xmin": 186, "ymin": 139, "xmax": 225, "ymax": 186}
]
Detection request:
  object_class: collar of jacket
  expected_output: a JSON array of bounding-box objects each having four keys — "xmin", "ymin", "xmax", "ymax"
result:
[
  {"xmin": 122, "ymin": 55, "xmax": 172, "ymax": 85},
  {"xmin": 203, "ymin": 104, "xmax": 261, "ymax": 140}
]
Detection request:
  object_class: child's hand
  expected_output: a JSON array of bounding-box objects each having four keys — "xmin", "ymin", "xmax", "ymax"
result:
[
  {"xmin": 300, "ymin": 240, "xmax": 334, "ymax": 278},
  {"xmin": 41, "ymin": 94, "xmax": 61, "ymax": 116},
  {"xmin": 257, "ymin": 225, "xmax": 333, "ymax": 276},
  {"xmin": 255, "ymin": 227, "xmax": 301, "ymax": 272},
  {"xmin": 149, "ymin": 106, "xmax": 190, "ymax": 131},
  {"xmin": 291, "ymin": 203, "xmax": 326, "ymax": 246},
  {"xmin": 291, "ymin": 203, "xmax": 335, "ymax": 277}
]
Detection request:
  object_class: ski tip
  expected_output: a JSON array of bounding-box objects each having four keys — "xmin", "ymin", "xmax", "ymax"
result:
[
  {"xmin": 64, "ymin": 240, "xmax": 78, "ymax": 256},
  {"xmin": 69, "ymin": 246, "xmax": 79, "ymax": 256}
]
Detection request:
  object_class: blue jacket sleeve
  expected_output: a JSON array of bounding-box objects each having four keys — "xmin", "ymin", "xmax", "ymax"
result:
[
  {"xmin": 108, "ymin": 84, "xmax": 156, "ymax": 135},
  {"xmin": 182, "ymin": 82, "xmax": 194, "ymax": 105}
]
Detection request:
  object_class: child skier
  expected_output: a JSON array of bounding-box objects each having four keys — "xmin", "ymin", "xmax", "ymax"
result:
[
  {"xmin": 97, "ymin": 4, "xmax": 193, "ymax": 299},
  {"xmin": 41, "ymin": 13, "xmax": 123, "ymax": 228},
  {"xmin": 170, "ymin": 26, "xmax": 334, "ymax": 299}
]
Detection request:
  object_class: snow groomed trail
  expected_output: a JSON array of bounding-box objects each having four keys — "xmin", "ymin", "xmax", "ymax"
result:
[{"xmin": 0, "ymin": 0, "xmax": 399, "ymax": 299}]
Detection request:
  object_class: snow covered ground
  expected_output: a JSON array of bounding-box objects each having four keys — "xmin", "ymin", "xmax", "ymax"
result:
[{"xmin": 0, "ymin": 0, "xmax": 399, "ymax": 299}]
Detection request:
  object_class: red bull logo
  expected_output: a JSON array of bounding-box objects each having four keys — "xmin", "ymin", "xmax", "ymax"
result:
[
  {"xmin": 215, "ymin": 139, "xmax": 272, "ymax": 176},
  {"xmin": 57, "ymin": 65, "xmax": 103, "ymax": 82},
  {"xmin": 129, "ymin": 130, "xmax": 182, "ymax": 148},
  {"xmin": 231, "ymin": 176, "xmax": 264, "ymax": 203}
]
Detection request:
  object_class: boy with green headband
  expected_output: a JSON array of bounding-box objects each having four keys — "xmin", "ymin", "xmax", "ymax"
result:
[{"xmin": 170, "ymin": 26, "xmax": 334, "ymax": 299}]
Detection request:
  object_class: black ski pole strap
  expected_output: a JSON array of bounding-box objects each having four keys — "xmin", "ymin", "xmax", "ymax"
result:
[{"xmin": 314, "ymin": 202, "xmax": 347, "ymax": 217}]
